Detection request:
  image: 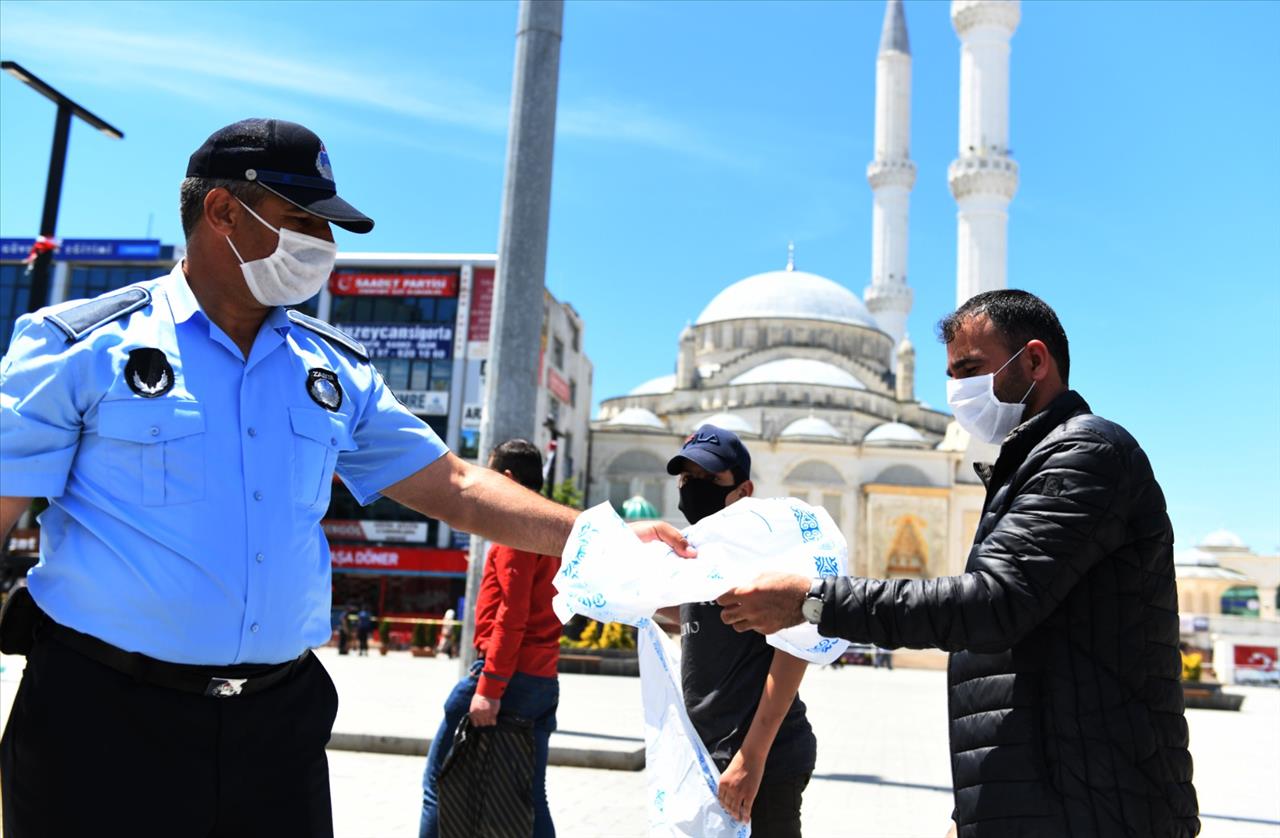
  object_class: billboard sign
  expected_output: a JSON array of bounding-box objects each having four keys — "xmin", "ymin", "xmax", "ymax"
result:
[
  {"xmin": 322, "ymin": 519, "xmax": 429, "ymax": 543},
  {"xmin": 329, "ymin": 270, "xmax": 458, "ymax": 297},
  {"xmin": 335, "ymin": 323, "xmax": 453, "ymax": 360},
  {"xmin": 330, "ymin": 545, "xmax": 467, "ymax": 576},
  {"xmin": 0, "ymin": 238, "xmax": 163, "ymax": 261},
  {"xmin": 393, "ymin": 389, "xmax": 449, "ymax": 416}
]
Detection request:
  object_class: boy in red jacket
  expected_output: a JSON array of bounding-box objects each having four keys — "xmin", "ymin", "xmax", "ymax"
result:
[{"xmin": 419, "ymin": 439, "xmax": 563, "ymax": 838}]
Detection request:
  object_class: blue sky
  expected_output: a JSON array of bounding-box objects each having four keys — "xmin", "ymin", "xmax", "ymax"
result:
[{"xmin": 2, "ymin": 1, "xmax": 1277, "ymax": 553}]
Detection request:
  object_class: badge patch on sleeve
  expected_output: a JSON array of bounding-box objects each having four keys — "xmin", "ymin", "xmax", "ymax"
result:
[
  {"xmin": 306, "ymin": 368, "xmax": 343, "ymax": 411},
  {"xmin": 124, "ymin": 348, "xmax": 175, "ymax": 398}
]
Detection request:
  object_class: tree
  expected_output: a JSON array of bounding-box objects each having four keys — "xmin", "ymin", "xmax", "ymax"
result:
[{"xmin": 552, "ymin": 479, "xmax": 583, "ymax": 510}]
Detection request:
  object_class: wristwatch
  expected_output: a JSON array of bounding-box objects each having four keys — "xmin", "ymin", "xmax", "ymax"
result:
[{"xmin": 801, "ymin": 577, "xmax": 826, "ymax": 625}]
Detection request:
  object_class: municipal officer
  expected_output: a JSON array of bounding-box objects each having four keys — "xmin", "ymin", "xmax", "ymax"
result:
[{"xmin": 0, "ymin": 118, "xmax": 690, "ymax": 838}]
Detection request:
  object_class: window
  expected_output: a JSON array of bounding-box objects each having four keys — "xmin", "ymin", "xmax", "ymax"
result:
[
  {"xmin": 568, "ymin": 378, "xmax": 577, "ymax": 407},
  {"xmin": 569, "ymin": 322, "xmax": 580, "ymax": 352},
  {"xmin": 822, "ymin": 493, "xmax": 843, "ymax": 526},
  {"xmin": 551, "ymin": 335, "xmax": 565, "ymax": 370},
  {"xmin": 0, "ymin": 264, "xmax": 32, "ymax": 351}
]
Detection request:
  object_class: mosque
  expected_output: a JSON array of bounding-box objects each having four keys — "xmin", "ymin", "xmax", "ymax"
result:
[{"xmin": 588, "ymin": 0, "xmax": 1023, "ymax": 580}]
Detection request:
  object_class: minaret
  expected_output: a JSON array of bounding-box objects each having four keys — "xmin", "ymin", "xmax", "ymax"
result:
[
  {"xmin": 676, "ymin": 322, "xmax": 697, "ymax": 390},
  {"xmin": 863, "ymin": 0, "xmax": 915, "ymax": 367},
  {"xmin": 949, "ymin": 0, "xmax": 1020, "ymax": 307},
  {"xmin": 894, "ymin": 334, "xmax": 915, "ymax": 402}
]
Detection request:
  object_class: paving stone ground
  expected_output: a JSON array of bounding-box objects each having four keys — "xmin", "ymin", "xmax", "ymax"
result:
[{"xmin": 3, "ymin": 647, "xmax": 1277, "ymax": 837}]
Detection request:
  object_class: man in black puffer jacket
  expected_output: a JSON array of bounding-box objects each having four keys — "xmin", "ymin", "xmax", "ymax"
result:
[{"xmin": 717, "ymin": 291, "xmax": 1199, "ymax": 837}]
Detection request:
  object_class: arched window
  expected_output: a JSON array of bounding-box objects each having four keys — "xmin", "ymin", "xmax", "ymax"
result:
[
  {"xmin": 871, "ymin": 464, "xmax": 934, "ymax": 487},
  {"xmin": 605, "ymin": 449, "xmax": 667, "ymax": 515}
]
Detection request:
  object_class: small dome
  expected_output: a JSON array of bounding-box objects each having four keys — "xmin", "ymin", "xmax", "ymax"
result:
[
  {"xmin": 628, "ymin": 374, "xmax": 675, "ymax": 396},
  {"xmin": 691, "ymin": 413, "xmax": 757, "ymax": 435},
  {"xmin": 621, "ymin": 495, "xmax": 659, "ymax": 521},
  {"xmin": 1175, "ymin": 548, "xmax": 1220, "ymax": 568},
  {"xmin": 606, "ymin": 407, "xmax": 668, "ymax": 431},
  {"xmin": 1200, "ymin": 529, "xmax": 1245, "ymax": 549},
  {"xmin": 730, "ymin": 359, "xmax": 866, "ymax": 390},
  {"xmin": 863, "ymin": 422, "xmax": 927, "ymax": 447},
  {"xmin": 696, "ymin": 269, "xmax": 879, "ymax": 329},
  {"xmin": 780, "ymin": 416, "xmax": 845, "ymax": 442}
]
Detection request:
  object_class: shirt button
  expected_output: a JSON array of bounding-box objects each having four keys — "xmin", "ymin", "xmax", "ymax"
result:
[
  {"xmin": 253, "ymin": 490, "xmax": 263, "ymax": 501},
  {"xmin": 248, "ymin": 427, "xmax": 258, "ymax": 438},
  {"xmin": 149, "ymin": 426, "xmax": 160, "ymax": 436},
  {"xmin": 251, "ymin": 623, "xmax": 260, "ymax": 633},
  {"xmin": 255, "ymin": 553, "xmax": 265, "ymax": 563},
  {"xmin": 330, "ymin": 437, "xmax": 337, "ymax": 446}
]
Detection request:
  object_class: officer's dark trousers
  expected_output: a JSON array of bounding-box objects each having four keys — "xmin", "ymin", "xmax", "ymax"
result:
[{"xmin": 0, "ymin": 628, "xmax": 339, "ymax": 838}]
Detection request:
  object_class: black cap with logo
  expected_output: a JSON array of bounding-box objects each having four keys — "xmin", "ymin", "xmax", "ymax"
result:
[
  {"xmin": 187, "ymin": 118, "xmax": 373, "ymax": 234},
  {"xmin": 666, "ymin": 424, "xmax": 752, "ymax": 485}
]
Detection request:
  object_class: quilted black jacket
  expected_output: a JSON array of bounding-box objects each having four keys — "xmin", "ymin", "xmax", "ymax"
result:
[{"xmin": 818, "ymin": 390, "xmax": 1199, "ymax": 837}]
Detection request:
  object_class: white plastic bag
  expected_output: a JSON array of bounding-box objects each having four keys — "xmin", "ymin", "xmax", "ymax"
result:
[
  {"xmin": 554, "ymin": 497, "xmax": 850, "ymax": 664},
  {"xmin": 554, "ymin": 498, "xmax": 851, "ymax": 837},
  {"xmin": 638, "ymin": 619, "xmax": 748, "ymax": 838}
]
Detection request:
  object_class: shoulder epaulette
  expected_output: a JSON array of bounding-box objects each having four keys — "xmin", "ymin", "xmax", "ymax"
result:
[
  {"xmin": 287, "ymin": 310, "xmax": 369, "ymax": 362},
  {"xmin": 45, "ymin": 286, "xmax": 151, "ymax": 342}
]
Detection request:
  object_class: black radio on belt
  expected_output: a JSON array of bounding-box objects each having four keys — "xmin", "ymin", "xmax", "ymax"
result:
[{"xmin": 0, "ymin": 580, "xmax": 40, "ymax": 656}]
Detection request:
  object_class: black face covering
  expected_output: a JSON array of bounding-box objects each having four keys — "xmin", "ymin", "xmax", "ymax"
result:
[{"xmin": 678, "ymin": 478, "xmax": 738, "ymax": 526}]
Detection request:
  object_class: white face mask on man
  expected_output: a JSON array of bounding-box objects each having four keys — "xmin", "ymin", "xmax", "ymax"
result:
[
  {"xmin": 225, "ymin": 198, "xmax": 337, "ymax": 307},
  {"xmin": 945, "ymin": 346, "xmax": 1037, "ymax": 445}
]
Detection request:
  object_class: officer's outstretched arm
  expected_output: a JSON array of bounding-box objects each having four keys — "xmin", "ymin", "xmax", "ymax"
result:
[
  {"xmin": 0, "ymin": 497, "xmax": 32, "ymax": 542},
  {"xmin": 382, "ymin": 453, "xmax": 692, "ymax": 558}
]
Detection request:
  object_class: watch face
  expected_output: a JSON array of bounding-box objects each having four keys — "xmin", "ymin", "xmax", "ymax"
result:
[{"xmin": 801, "ymin": 597, "xmax": 823, "ymax": 624}]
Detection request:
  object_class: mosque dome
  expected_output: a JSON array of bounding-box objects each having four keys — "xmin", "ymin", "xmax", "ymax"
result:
[
  {"xmin": 606, "ymin": 407, "xmax": 668, "ymax": 431},
  {"xmin": 695, "ymin": 268, "xmax": 880, "ymax": 329},
  {"xmin": 621, "ymin": 495, "xmax": 659, "ymax": 521},
  {"xmin": 629, "ymin": 374, "xmax": 676, "ymax": 396},
  {"xmin": 780, "ymin": 416, "xmax": 846, "ymax": 442},
  {"xmin": 690, "ymin": 413, "xmax": 758, "ymax": 435},
  {"xmin": 1200, "ymin": 529, "xmax": 1246, "ymax": 550},
  {"xmin": 730, "ymin": 358, "xmax": 867, "ymax": 390},
  {"xmin": 863, "ymin": 422, "xmax": 928, "ymax": 447}
]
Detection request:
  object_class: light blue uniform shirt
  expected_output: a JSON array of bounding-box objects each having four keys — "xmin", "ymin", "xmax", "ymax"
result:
[{"xmin": 0, "ymin": 265, "xmax": 447, "ymax": 665}]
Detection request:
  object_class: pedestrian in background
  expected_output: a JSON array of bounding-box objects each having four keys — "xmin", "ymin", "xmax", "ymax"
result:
[
  {"xmin": 719, "ymin": 290, "xmax": 1199, "ymax": 838},
  {"xmin": 661, "ymin": 425, "xmax": 816, "ymax": 837},
  {"xmin": 420, "ymin": 440, "xmax": 563, "ymax": 838},
  {"xmin": 356, "ymin": 605, "xmax": 373, "ymax": 657},
  {"xmin": 0, "ymin": 118, "xmax": 691, "ymax": 838}
]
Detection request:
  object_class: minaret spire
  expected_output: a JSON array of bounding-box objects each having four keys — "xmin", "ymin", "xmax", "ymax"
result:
[
  {"xmin": 863, "ymin": 0, "xmax": 915, "ymax": 367},
  {"xmin": 949, "ymin": 0, "xmax": 1020, "ymax": 306},
  {"xmin": 786, "ymin": 240, "xmax": 796, "ymax": 271}
]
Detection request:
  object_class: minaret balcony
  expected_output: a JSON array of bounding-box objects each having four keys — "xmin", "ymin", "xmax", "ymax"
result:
[
  {"xmin": 867, "ymin": 158, "xmax": 917, "ymax": 190},
  {"xmin": 864, "ymin": 281, "xmax": 913, "ymax": 310},
  {"xmin": 947, "ymin": 154, "xmax": 1018, "ymax": 200},
  {"xmin": 951, "ymin": 0, "xmax": 1020, "ymax": 36}
]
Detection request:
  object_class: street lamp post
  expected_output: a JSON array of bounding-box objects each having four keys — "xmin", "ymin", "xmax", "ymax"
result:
[{"xmin": 1, "ymin": 61, "xmax": 124, "ymax": 313}]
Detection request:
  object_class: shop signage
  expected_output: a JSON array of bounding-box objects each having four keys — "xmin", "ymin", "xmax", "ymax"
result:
[
  {"xmin": 547, "ymin": 368, "xmax": 572, "ymax": 404},
  {"xmin": 461, "ymin": 403, "xmax": 483, "ymax": 430},
  {"xmin": 393, "ymin": 389, "xmax": 449, "ymax": 416},
  {"xmin": 335, "ymin": 323, "xmax": 453, "ymax": 360},
  {"xmin": 331, "ymin": 545, "xmax": 467, "ymax": 575},
  {"xmin": 322, "ymin": 519, "xmax": 428, "ymax": 543},
  {"xmin": 0, "ymin": 238, "xmax": 162, "ymax": 261},
  {"xmin": 329, "ymin": 271, "xmax": 459, "ymax": 297}
]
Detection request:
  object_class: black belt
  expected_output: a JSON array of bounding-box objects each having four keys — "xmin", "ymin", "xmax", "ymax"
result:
[{"xmin": 43, "ymin": 619, "xmax": 308, "ymax": 698}]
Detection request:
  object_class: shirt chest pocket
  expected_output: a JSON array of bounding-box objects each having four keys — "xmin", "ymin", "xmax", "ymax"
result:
[
  {"xmin": 96, "ymin": 400, "xmax": 207, "ymax": 506},
  {"xmin": 289, "ymin": 407, "xmax": 355, "ymax": 511}
]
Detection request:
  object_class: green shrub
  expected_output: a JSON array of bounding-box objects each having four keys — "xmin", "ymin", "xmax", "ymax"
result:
[
  {"xmin": 378, "ymin": 619, "xmax": 391, "ymax": 645},
  {"xmin": 411, "ymin": 622, "xmax": 429, "ymax": 649}
]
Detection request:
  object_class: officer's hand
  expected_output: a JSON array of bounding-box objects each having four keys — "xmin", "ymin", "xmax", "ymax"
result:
[
  {"xmin": 718, "ymin": 749, "xmax": 763, "ymax": 823},
  {"xmin": 717, "ymin": 572, "xmax": 810, "ymax": 634},
  {"xmin": 628, "ymin": 520, "xmax": 697, "ymax": 558},
  {"xmin": 469, "ymin": 693, "xmax": 500, "ymax": 727}
]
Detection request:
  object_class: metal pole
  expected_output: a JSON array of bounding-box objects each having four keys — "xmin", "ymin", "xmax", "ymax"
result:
[
  {"xmin": 28, "ymin": 102, "xmax": 72, "ymax": 313},
  {"xmin": 460, "ymin": 0, "xmax": 564, "ymax": 675}
]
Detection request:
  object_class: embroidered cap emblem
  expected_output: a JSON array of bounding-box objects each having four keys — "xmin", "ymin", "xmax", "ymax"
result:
[
  {"xmin": 205, "ymin": 677, "xmax": 247, "ymax": 698},
  {"xmin": 124, "ymin": 348, "xmax": 174, "ymax": 398},
  {"xmin": 306, "ymin": 368, "xmax": 342, "ymax": 411},
  {"xmin": 316, "ymin": 144, "xmax": 334, "ymax": 182}
]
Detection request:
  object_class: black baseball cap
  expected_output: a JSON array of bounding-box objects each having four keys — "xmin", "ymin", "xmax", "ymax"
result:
[
  {"xmin": 667, "ymin": 424, "xmax": 751, "ymax": 484},
  {"xmin": 187, "ymin": 118, "xmax": 374, "ymax": 234}
]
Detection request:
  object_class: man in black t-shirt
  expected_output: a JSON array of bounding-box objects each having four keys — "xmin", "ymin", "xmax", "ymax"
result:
[{"xmin": 659, "ymin": 425, "xmax": 815, "ymax": 837}]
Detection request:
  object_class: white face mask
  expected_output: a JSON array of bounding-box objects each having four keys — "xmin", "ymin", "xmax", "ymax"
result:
[
  {"xmin": 945, "ymin": 346, "xmax": 1037, "ymax": 445},
  {"xmin": 225, "ymin": 198, "xmax": 337, "ymax": 307}
]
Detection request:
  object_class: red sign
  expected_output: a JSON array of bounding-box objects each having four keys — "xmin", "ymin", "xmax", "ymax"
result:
[
  {"xmin": 1234, "ymin": 644, "xmax": 1279, "ymax": 671},
  {"xmin": 330, "ymin": 271, "xmax": 458, "ymax": 297},
  {"xmin": 468, "ymin": 267, "xmax": 495, "ymax": 342},
  {"xmin": 547, "ymin": 368, "xmax": 572, "ymax": 403},
  {"xmin": 330, "ymin": 545, "xmax": 467, "ymax": 575}
]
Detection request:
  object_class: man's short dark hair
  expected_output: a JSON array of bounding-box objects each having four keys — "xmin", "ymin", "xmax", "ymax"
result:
[
  {"xmin": 489, "ymin": 439, "xmax": 544, "ymax": 493},
  {"xmin": 937, "ymin": 289, "xmax": 1071, "ymax": 384},
  {"xmin": 178, "ymin": 177, "xmax": 266, "ymax": 239}
]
